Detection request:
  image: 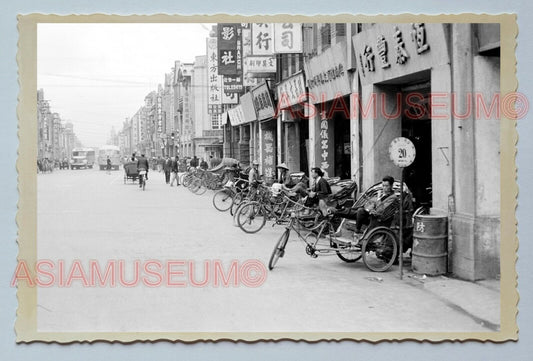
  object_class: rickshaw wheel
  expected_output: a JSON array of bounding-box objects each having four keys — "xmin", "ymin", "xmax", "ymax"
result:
[{"xmin": 361, "ymin": 227, "xmax": 398, "ymax": 272}]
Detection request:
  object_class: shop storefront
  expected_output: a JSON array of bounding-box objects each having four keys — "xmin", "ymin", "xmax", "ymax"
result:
[
  {"xmin": 251, "ymin": 82, "xmax": 277, "ymax": 183},
  {"xmin": 352, "ymin": 23, "xmax": 500, "ymax": 280},
  {"xmin": 304, "ymin": 41, "xmax": 353, "ymax": 179},
  {"xmin": 276, "ymin": 71, "xmax": 309, "ymax": 175}
]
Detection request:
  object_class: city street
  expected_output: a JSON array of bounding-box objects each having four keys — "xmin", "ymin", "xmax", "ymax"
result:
[{"xmin": 36, "ymin": 167, "xmax": 499, "ymax": 333}]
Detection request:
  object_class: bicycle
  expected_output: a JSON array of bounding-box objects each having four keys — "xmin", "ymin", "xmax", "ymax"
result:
[{"xmin": 268, "ymin": 210, "xmax": 363, "ymax": 270}]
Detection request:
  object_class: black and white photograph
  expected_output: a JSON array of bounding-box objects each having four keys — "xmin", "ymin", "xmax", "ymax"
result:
[{"xmin": 14, "ymin": 15, "xmax": 517, "ymax": 342}]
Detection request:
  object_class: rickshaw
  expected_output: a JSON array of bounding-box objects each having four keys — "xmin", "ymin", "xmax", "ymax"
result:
[
  {"xmin": 268, "ymin": 181, "xmax": 414, "ymax": 272},
  {"xmin": 123, "ymin": 162, "xmax": 139, "ymax": 184}
]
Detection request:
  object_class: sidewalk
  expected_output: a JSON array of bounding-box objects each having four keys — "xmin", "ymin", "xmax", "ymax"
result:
[{"xmin": 397, "ymin": 262, "xmax": 500, "ymax": 330}]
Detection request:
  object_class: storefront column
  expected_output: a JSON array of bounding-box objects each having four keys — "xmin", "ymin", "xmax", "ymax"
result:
[
  {"xmin": 223, "ymin": 124, "xmax": 232, "ymax": 158},
  {"xmin": 277, "ymin": 116, "xmax": 283, "ymax": 166},
  {"xmin": 450, "ymin": 23, "xmax": 477, "ymax": 281}
]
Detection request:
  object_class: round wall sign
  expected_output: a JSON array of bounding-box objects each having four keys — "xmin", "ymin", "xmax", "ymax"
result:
[{"xmin": 389, "ymin": 137, "xmax": 416, "ymax": 167}]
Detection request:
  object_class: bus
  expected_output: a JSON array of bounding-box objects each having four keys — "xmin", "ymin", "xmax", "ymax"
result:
[
  {"xmin": 70, "ymin": 148, "xmax": 96, "ymax": 169},
  {"xmin": 97, "ymin": 145, "xmax": 121, "ymax": 170}
]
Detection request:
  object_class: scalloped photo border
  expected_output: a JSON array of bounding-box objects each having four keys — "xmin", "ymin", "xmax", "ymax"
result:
[{"xmin": 15, "ymin": 13, "xmax": 518, "ymax": 343}]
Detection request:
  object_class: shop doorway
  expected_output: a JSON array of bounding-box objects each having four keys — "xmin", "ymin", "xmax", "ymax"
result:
[
  {"xmin": 333, "ymin": 108, "xmax": 351, "ymax": 179},
  {"xmin": 298, "ymin": 118, "xmax": 309, "ymax": 173},
  {"xmin": 402, "ymin": 84, "xmax": 432, "ymax": 208}
]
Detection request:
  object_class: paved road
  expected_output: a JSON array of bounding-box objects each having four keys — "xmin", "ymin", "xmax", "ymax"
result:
[{"xmin": 35, "ymin": 167, "xmax": 497, "ymax": 333}]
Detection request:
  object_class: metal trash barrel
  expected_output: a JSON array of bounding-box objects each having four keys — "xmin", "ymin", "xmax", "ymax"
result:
[{"xmin": 412, "ymin": 215, "xmax": 448, "ymax": 275}]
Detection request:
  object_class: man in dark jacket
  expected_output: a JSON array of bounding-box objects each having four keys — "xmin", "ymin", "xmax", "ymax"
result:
[
  {"xmin": 163, "ymin": 156, "xmax": 172, "ymax": 184},
  {"xmin": 308, "ymin": 167, "xmax": 332, "ymax": 215},
  {"xmin": 169, "ymin": 156, "xmax": 180, "ymax": 186},
  {"xmin": 136, "ymin": 154, "xmax": 149, "ymax": 187}
]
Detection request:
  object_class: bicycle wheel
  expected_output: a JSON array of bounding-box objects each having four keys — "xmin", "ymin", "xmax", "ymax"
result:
[
  {"xmin": 230, "ymin": 192, "xmax": 245, "ymax": 216},
  {"xmin": 182, "ymin": 174, "xmax": 193, "ymax": 187},
  {"xmin": 212, "ymin": 189, "xmax": 234, "ymax": 212},
  {"xmin": 333, "ymin": 241, "xmax": 362, "ymax": 263},
  {"xmin": 194, "ymin": 179, "xmax": 208, "ymax": 195},
  {"xmin": 269, "ymin": 228, "xmax": 290, "ymax": 270},
  {"xmin": 237, "ymin": 201, "xmax": 267, "ymax": 234},
  {"xmin": 361, "ymin": 227, "xmax": 398, "ymax": 272}
]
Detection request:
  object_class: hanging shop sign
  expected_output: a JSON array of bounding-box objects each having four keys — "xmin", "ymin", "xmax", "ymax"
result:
[
  {"xmin": 223, "ymin": 75, "xmax": 244, "ymax": 94},
  {"xmin": 207, "ymin": 37, "xmax": 223, "ymax": 111},
  {"xmin": 244, "ymin": 55, "xmax": 277, "ymax": 74},
  {"xmin": 228, "ymin": 105, "xmax": 246, "ymax": 126},
  {"xmin": 251, "ymin": 83, "xmax": 275, "ymax": 120},
  {"xmin": 252, "ymin": 23, "xmax": 274, "ymax": 55},
  {"xmin": 353, "ymin": 23, "xmax": 449, "ymax": 86},
  {"xmin": 276, "ymin": 71, "xmax": 307, "ymax": 108},
  {"xmin": 261, "ymin": 126, "xmax": 276, "ymax": 179},
  {"xmin": 273, "ymin": 23, "xmax": 303, "ymax": 53},
  {"xmin": 240, "ymin": 92, "xmax": 257, "ymax": 123},
  {"xmin": 217, "ymin": 23, "xmax": 243, "ymax": 76},
  {"xmin": 303, "ymin": 41, "xmax": 351, "ymax": 104}
]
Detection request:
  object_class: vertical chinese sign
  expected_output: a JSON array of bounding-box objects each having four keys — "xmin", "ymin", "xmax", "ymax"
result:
[
  {"xmin": 207, "ymin": 37, "xmax": 223, "ymax": 115},
  {"xmin": 318, "ymin": 115, "xmax": 334, "ymax": 177},
  {"xmin": 218, "ymin": 23, "xmax": 243, "ymax": 105},
  {"xmin": 261, "ymin": 127, "xmax": 276, "ymax": 182}
]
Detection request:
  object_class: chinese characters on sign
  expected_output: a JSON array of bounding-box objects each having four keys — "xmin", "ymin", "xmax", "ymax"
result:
[
  {"xmin": 303, "ymin": 42, "xmax": 351, "ymax": 103},
  {"xmin": 252, "ymin": 23, "xmax": 274, "ymax": 55},
  {"xmin": 217, "ymin": 24, "xmax": 243, "ymax": 76},
  {"xmin": 355, "ymin": 23, "xmax": 434, "ymax": 81},
  {"xmin": 306, "ymin": 64, "xmax": 346, "ymax": 90},
  {"xmin": 244, "ymin": 55, "xmax": 276, "ymax": 73},
  {"xmin": 251, "ymin": 83, "xmax": 275, "ymax": 120},
  {"xmin": 273, "ymin": 23, "xmax": 303, "ymax": 53},
  {"xmin": 319, "ymin": 118, "xmax": 330, "ymax": 172},
  {"xmin": 207, "ymin": 37, "xmax": 223, "ymax": 113},
  {"xmin": 276, "ymin": 72, "xmax": 307, "ymax": 108},
  {"xmin": 262, "ymin": 128, "xmax": 276, "ymax": 179},
  {"xmin": 411, "ymin": 23, "xmax": 430, "ymax": 54},
  {"xmin": 228, "ymin": 105, "xmax": 246, "ymax": 126}
]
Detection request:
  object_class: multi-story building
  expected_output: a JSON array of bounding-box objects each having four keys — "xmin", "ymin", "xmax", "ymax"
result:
[
  {"xmin": 220, "ymin": 23, "xmax": 501, "ymax": 281},
  {"xmin": 37, "ymin": 89, "xmax": 81, "ymax": 162},
  {"xmin": 192, "ymin": 55, "xmax": 223, "ymax": 160}
]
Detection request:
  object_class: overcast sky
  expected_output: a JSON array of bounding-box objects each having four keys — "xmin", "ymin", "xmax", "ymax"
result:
[{"xmin": 37, "ymin": 23, "xmax": 213, "ymax": 147}]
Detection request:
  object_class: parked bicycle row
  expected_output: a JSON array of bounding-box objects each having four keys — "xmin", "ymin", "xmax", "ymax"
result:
[{"xmin": 172, "ymin": 157, "xmax": 429, "ymax": 273}]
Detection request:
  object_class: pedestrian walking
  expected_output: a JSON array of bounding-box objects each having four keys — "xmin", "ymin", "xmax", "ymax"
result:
[
  {"xmin": 106, "ymin": 156, "xmax": 112, "ymax": 174},
  {"xmin": 169, "ymin": 156, "xmax": 180, "ymax": 187},
  {"xmin": 163, "ymin": 156, "xmax": 172, "ymax": 184},
  {"xmin": 199, "ymin": 158, "xmax": 208, "ymax": 170}
]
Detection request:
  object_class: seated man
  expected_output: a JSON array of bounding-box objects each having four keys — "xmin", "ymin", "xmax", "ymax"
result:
[
  {"xmin": 335, "ymin": 175, "xmax": 399, "ymax": 236},
  {"xmin": 356, "ymin": 176, "xmax": 399, "ymax": 233},
  {"xmin": 306, "ymin": 167, "xmax": 332, "ymax": 216}
]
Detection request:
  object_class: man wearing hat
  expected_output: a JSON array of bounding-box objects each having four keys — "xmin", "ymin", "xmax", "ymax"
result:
[{"xmin": 276, "ymin": 163, "xmax": 291, "ymax": 186}]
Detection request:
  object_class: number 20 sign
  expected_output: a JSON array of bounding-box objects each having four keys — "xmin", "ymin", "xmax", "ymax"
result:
[{"xmin": 389, "ymin": 137, "xmax": 416, "ymax": 168}]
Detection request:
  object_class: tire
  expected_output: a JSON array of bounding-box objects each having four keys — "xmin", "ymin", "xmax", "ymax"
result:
[
  {"xmin": 361, "ymin": 227, "xmax": 398, "ymax": 272},
  {"xmin": 182, "ymin": 174, "xmax": 193, "ymax": 187},
  {"xmin": 212, "ymin": 189, "xmax": 234, "ymax": 212},
  {"xmin": 236, "ymin": 201, "xmax": 266, "ymax": 234},
  {"xmin": 333, "ymin": 240, "xmax": 362, "ymax": 263},
  {"xmin": 269, "ymin": 229, "xmax": 290, "ymax": 270},
  {"xmin": 230, "ymin": 192, "xmax": 245, "ymax": 216}
]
